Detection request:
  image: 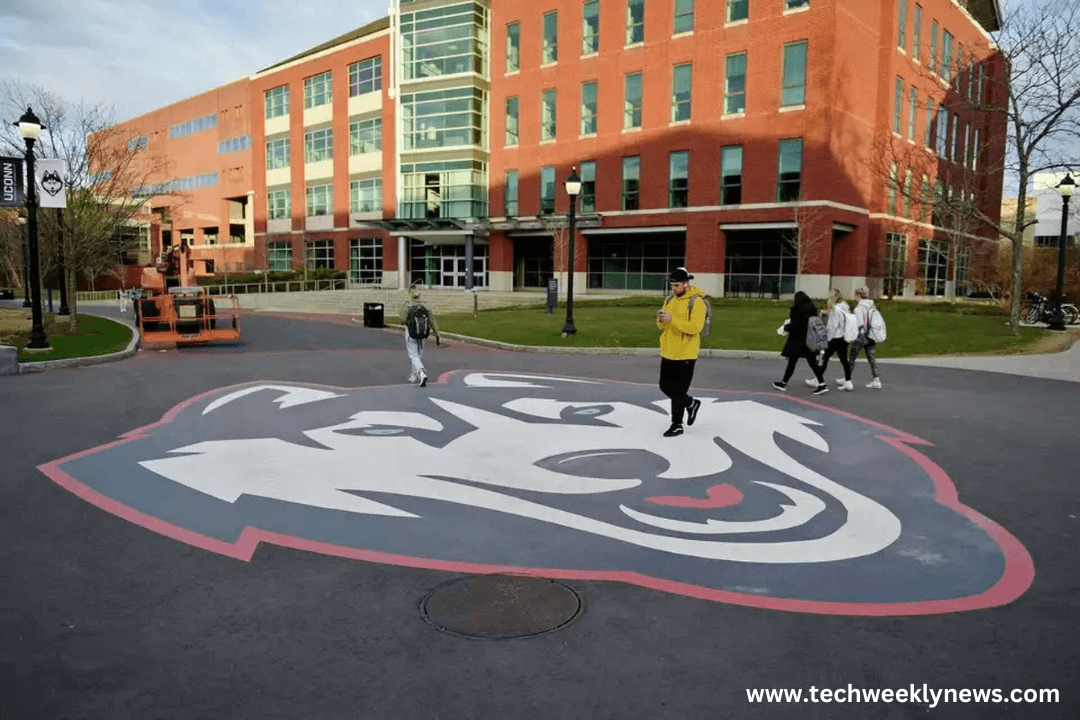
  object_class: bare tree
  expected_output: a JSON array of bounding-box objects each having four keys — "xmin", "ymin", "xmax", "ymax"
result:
[
  {"xmin": 0, "ymin": 81, "xmax": 171, "ymax": 329},
  {"xmin": 781, "ymin": 204, "xmax": 833, "ymax": 293},
  {"xmin": 540, "ymin": 212, "xmax": 569, "ymax": 288},
  {"xmin": 869, "ymin": 0, "xmax": 1080, "ymax": 333}
]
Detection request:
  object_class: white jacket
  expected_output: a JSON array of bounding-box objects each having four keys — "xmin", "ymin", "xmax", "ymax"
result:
[
  {"xmin": 826, "ymin": 301, "xmax": 850, "ymax": 340},
  {"xmin": 853, "ymin": 299, "xmax": 876, "ymax": 335}
]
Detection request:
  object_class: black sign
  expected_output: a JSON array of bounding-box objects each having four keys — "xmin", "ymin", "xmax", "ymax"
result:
[
  {"xmin": 546, "ymin": 277, "xmax": 558, "ymax": 314},
  {"xmin": 0, "ymin": 157, "xmax": 24, "ymax": 207}
]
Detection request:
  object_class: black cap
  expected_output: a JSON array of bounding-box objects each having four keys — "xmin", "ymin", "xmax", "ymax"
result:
[{"xmin": 669, "ymin": 267, "xmax": 694, "ymax": 282}]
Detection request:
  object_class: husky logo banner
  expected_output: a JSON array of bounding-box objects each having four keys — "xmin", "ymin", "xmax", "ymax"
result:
[
  {"xmin": 35, "ymin": 159, "xmax": 67, "ymax": 208},
  {"xmin": 41, "ymin": 372, "xmax": 1033, "ymax": 616}
]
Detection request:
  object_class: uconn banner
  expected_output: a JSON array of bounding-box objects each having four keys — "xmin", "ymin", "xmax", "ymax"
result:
[{"xmin": 0, "ymin": 157, "xmax": 23, "ymax": 207}]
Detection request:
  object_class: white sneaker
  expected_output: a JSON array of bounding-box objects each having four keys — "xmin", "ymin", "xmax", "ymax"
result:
[
  {"xmin": 407, "ymin": 374, "xmax": 418, "ymax": 384},
  {"xmin": 419, "ymin": 371, "xmax": 428, "ymax": 388},
  {"xmin": 866, "ymin": 377, "xmax": 882, "ymax": 389},
  {"xmin": 805, "ymin": 378, "xmax": 819, "ymax": 388},
  {"xmin": 842, "ymin": 381, "xmax": 854, "ymax": 391},
  {"xmin": 835, "ymin": 377, "xmax": 847, "ymax": 387}
]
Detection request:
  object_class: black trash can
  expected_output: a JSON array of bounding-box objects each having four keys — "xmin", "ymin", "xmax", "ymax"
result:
[{"xmin": 363, "ymin": 302, "xmax": 384, "ymax": 328}]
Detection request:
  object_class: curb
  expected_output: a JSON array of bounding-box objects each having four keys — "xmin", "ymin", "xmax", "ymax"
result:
[{"xmin": 14, "ymin": 312, "xmax": 141, "ymax": 374}]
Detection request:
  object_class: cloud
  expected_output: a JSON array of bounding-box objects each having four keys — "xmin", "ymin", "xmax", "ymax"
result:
[{"xmin": 0, "ymin": 0, "xmax": 388, "ymax": 123}]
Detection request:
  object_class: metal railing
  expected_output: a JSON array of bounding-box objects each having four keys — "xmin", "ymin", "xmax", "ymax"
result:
[{"xmin": 200, "ymin": 278, "xmax": 348, "ymax": 295}]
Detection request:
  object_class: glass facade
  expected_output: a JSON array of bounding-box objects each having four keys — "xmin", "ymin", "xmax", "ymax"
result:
[
  {"xmin": 400, "ymin": 159, "xmax": 487, "ymax": 220},
  {"xmin": 402, "ymin": 86, "xmax": 486, "ymax": 150},
  {"xmin": 588, "ymin": 234, "xmax": 685, "ymax": 290},
  {"xmin": 350, "ymin": 237, "xmax": 383, "ymax": 284},
  {"xmin": 402, "ymin": 2, "xmax": 487, "ymax": 79}
]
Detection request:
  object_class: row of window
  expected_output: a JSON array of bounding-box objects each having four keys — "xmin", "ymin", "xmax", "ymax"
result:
[
  {"xmin": 506, "ymin": 0, "xmax": 809, "ymax": 72},
  {"xmin": 169, "ymin": 113, "xmax": 218, "ymax": 140},
  {"xmin": 884, "ymin": 232, "xmax": 967, "ymax": 297},
  {"xmin": 505, "ymin": 45, "xmax": 805, "ymax": 145},
  {"xmin": 132, "ymin": 172, "xmax": 219, "ymax": 197},
  {"xmin": 891, "ymin": 80, "xmax": 983, "ymax": 171},
  {"xmin": 896, "ymin": 0, "xmax": 986, "ymax": 103},
  {"xmin": 265, "ymin": 119, "xmax": 383, "ymax": 169},
  {"xmin": 503, "ymin": 140, "xmax": 801, "ymax": 217},
  {"xmin": 266, "ymin": 178, "xmax": 383, "ymax": 219},
  {"xmin": 263, "ymin": 56, "xmax": 383, "ymax": 120},
  {"xmin": 266, "ymin": 237, "xmax": 383, "ymax": 284},
  {"xmin": 218, "ymin": 135, "xmax": 252, "ymax": 155}
]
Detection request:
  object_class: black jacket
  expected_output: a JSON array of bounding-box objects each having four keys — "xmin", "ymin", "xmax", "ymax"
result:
[{"xmin": 781, "ymin": 298, "xmax": 820, "ymax": 358}]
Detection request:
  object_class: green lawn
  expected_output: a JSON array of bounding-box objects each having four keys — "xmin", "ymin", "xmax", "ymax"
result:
[
  {"xmin": 436, "ymin": 297, "xmax": 1050, "ymax": 358},
  {"xmin": 14, "ymin": 314, "xmax": 133, "ymax": 363}
]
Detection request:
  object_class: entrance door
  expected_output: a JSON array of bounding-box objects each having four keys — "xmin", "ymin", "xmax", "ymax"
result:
[{"xmin": 442, "ymin": 256, "xmax": 466, "ymax": 287}]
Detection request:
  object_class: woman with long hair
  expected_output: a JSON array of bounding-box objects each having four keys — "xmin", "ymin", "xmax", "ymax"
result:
[
  {"xmin": 806, "ymin": 288, "xmax": 854, "ymax": 390},
  {"xmin": 773, "ymin": 291, "xmax": 828, "ymax": 394}
]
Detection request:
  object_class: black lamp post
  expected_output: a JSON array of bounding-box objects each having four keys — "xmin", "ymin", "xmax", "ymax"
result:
[
  {"xmin": 561, "ymin": 167, "xmax": 581, "ymax": 337},
  {"xmin": 56, "ymin": 207, "xmax": 69, "ymax": 315},
  {"xmin": 1047, "ymin": 173, "xmax": 1075, "ymax": 332},
  {"xmin": 15, "ymin": 106, "xmax": 49, "ymax": 349},
  {"xmin": 20, "ymin": 217, "xmax": 30, "ymax": 307}
]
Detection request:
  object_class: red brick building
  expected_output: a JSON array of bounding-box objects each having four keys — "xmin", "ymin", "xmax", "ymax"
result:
[{"xmin": 100, "ymin": 0, "xmax": 1005, "ymax": 299}]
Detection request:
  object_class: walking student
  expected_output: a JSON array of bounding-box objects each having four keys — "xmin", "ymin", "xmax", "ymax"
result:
[
  {"xmin": 774, "ymin": 291, "xmax": 828, "ymax": 395},
  {"xmin": 400, "ymin": 285, "xmax": 440, "ymax": 387},
  {"xmin": 806, "ymin": 288, "xmax": 853, "ymax": 391},
  {"xmin": 656, "ymin": 267, "xmax": 706, "ymax": 438},
  {"xmin": 846, "ymin": 286, "xmax": 882, "ymax": 389}
]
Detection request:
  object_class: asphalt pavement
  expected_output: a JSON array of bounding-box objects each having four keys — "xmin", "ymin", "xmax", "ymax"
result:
[{"xmin": 1, "ymin": 303, "xmax": 1077, "ymax": 719}]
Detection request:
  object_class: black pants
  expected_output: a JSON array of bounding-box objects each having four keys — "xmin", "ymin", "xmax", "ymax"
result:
[
  {"xmin": 659, "ymin": 357, "xmax": 696, "ymax": 424},
  {"xmin": 819, "ymin": 338, "xmax": 851, "ymax": 379},
  {"xmin": 781, "ymin": 351, "xmax": 825, "ymax": 384}
]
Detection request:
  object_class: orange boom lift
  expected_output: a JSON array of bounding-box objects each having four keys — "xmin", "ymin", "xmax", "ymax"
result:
[{"xmin": 134, "ymin": 243, "xmax": 241, "ymax": 345}]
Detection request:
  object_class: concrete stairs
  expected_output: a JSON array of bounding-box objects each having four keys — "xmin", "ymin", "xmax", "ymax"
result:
[{"xmin": 235, "ymin": 287, "xmax": 559, "ymax": 319}]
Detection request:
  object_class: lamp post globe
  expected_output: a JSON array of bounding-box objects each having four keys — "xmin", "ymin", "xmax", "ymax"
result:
[
  {"xmin": 14, "ymin": 106, "xmax": 50, "ymax": 350},
  {"xmin": 1047, "ymin": 173, "xmax": 1075, "ymax": 332},
  {"xmin": 561, "ymin": 167, "xmax": 582, "ymax": 337}
]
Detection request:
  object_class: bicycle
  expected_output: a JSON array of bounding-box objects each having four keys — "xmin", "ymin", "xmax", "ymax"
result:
[{"xmin": 1022, "ymin": 292, "xmax": 1078, "ymax": 325}]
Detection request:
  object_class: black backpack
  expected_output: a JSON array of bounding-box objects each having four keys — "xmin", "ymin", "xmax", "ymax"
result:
[{"xmin": 406, "ymin": 304, "xmax": 431, "ymax": 340}]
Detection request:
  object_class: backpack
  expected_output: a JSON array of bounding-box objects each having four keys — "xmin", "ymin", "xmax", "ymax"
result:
[
  {"xmin": 869, "ymin": 309, "xmax": 887, "ymax": 342},
  {"xmin": 805, "ymin": 315, "xmax": 828, "ymax": 352},
  {"xmin": 687, "ymin": 295, "xmax": 711, "ymax": 339},
  {"xmin": 406, "ymin": 304, "xmax": 431, "ymax": 340},
  {"xmin": 843, "ymin": 312, "xmax": 860, "ymax": 343}
]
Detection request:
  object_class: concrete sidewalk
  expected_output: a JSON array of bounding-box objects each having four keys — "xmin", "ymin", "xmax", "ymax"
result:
[{"xmin": 876, "ymin": 330, "xmax": 1080, "ymax": 382}]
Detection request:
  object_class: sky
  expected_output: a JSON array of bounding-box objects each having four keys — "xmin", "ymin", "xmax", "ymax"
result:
[{"xmin": 0, "ymin": 0, "xmax": 1030, "ymax": 126}]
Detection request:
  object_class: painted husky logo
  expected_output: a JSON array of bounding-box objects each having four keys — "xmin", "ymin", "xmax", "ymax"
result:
[
  {"xmin": 40, "ymin": 170, "xmax": 63, "ymax": 196},
  {"xmin": 42, "ymin": 372, "xmax": 1032, "ymax": 615}
]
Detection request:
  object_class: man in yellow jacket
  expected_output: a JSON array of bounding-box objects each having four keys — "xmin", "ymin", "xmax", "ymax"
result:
[{"xmin": 656, "ymin": 267, "xmax": 706, "ymax": 437}]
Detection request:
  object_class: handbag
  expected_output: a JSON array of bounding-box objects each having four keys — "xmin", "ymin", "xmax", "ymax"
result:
[{"xmin": 777, "ymin": 321, "xmax": 789, "ymax": 337}]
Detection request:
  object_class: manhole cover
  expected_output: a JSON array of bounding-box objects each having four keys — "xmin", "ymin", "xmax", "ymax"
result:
[{"xmin": 421, "ymin": 575, "xmax": 582, "ymax": 639}]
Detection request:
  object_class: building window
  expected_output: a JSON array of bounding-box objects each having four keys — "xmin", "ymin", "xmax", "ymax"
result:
[
  {"xmin": 350, "ymin": 178, "xmax": 382, "ymax": 213},
  {"xmin": 924, "ymin": 99, "xmax": 935, "ymax": 148},
  {"xmin": 626, "ymin": 0, "xmax": 645, "ymax": 45},
  {"xmin": 305, "ymin": 128, "xmax": 333, "ymax": 163},
  {"xmin": 218, "ymin": 135, "xmax": 251, "ymax": 155},
  {"xmin": 266, "ymin": 137, "xmax": 290, "ymax": 170},
  {"xmin": 930, "ymin": 20, "xmax": 938, "ymax": 74},
  {"xmin": 897, "ymin": 0, "xmax": 907, "ymax": 50},
  {"xmin": 400, "ymin": 159, "xmax": 487, "ymax": 220},
  {"xmin": 786, "ymin": 0, "xmax": 808, "ymax": 8},
  {"xmin": 936, "ymin": 106, "xmax": 949, "ymax": 158},
  {"xmin": 721, "ymin": 145, "xmax": 743, "ymax": 205},
  {"xmin": 728, "ymin": 0, "xmax": 748, "ymax": 22},
  {"xmin": 725, "ymin": 52, "xmax": 746, "ymax": 114},
  {"xmin": 306, "ymin": 185, "xmax": 332, "ymax": 217},
  {"xmin": 888, "ymin": 163, "xmax": 899, "ymax": 216},
  {"xmin": 579, "ymin": 161, "xmax": 596, "ymax": 213},
  {"xmin": 127, "ymin": 136, "xmax": 148, "ymax": 152},
  {"xmin": 1034, "ymin": 235, "xmax": 1059, "ymax": 248},
  {"xmin": 908, "ymin": 87, "xmax": 917, "ymax": 141},
  {"xmin": 955, "ymin": 247, "xmax": 971, "ymax": 296},
  {"xmin": 589, "ymin": 235, "xmax": 685, "ymax": 291},
  {"xmin": 893, "ymin": 77, "xmax": 903, "ymax": 133},
  {"xmin": 267, "ymin": 242, "xmax": 292, "ymax": 272},
  {"xmin": 674, "ymin": 0, "xmax": 694, "ymax": 33},
  {"xmin": 267, "ymin": 189, "xmax": 290, "ymax": 220},
  {"xmin": 669, "ymin": 150, "xmax": 689, "ymax": 208},
  {"xmin": 304, "ymin": 71, "xmax": 332, "ymax": 109},
  {"xmin": 972, "ymin": 128, "xmax": 980, "ymax": 171},
  {"xmin": 540, "ymin": 165, "xmax": 556, "ymax": 214},
  {"xmin": 919, "ymin": 239, "xmax": 947, "ymax": 295},
  {"xmin": 349, "ymin": 57, "xmax": 383, "ymax": 97},
  {"xmin": 306, "ymin": 239, "xmax": 334, "ymax": 270},
  {"xmin": 409, "ymin": 239, "xmax": 489, "ymax": 288},
  {"xmin": 543, "ymin": 11, "xmax": 558, "ymax": 64},
  {"xmin": 672, "ymin": 64, "xmax": 692, "ymax": 122},
  {"xmin": 350, "ymin": 237, "xmax": 383, "ymax": 284},
  {"xmin": 265, "ymin": 85, "xmax": 289, "ymax": 120},
  {"xmin": 912, "ymin": 6, "xmax": 922, "ymax": 61},
  {"xmin": 781, "ymin": 41, "xmax": 807, "ymax": 107},
  {"xmin": 622, "ymin": 156, "xmax": 640, "ymax": 210},
  {"xmin": 505, "ymin": 169, "xmax": 518, "ymax": 216},
  {"xmin": 402, "ymin": 3, "xmax": 485, "ymax": 79},
  {"xmin": 349, "ymin": 118, "xmax": 382, "ymax": 155},
  {"xmin": 541, "ymin": 89, "xmax": 557, "ymax": 141},
  {"xmin": 506, "ymin": 22, "xmax": 520, "ymax": 72},
  {"xmin": 903, "ymin": 169, "xmax": 913, "ymax": 218},
  {"xmin": 941, "ymin": 31, "xmax": 954, "ymax": 85},
  {"xmin": 582, "ymin": 0, "xmax": 600, "ymax": 54},
  {"xmin": 777, "ymin": 139, "xmax": 802, "ymax": 202},
  {"xmin": 505, "ymin": 96, "xmax": 519, "ymax": 146},
  {"xmin": 624, "ymin": 72, "xmax": 643, "ymax": 129},
  {"xmin": 885, "ymin": 233, "xmax": 906, "ymax": 297},
  {"xmin": 169, "ymin": 113, "xmax": 217, "ymax": 139},
  {"xmin": 581, "ymin": 81, "xmax": 598, "ymax": 135},
  {"xmin": 402, "ymin": 87, "xmax": 486, "ymax": 149}
]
